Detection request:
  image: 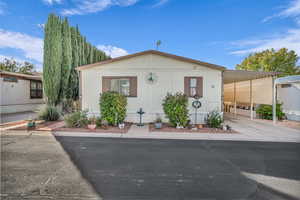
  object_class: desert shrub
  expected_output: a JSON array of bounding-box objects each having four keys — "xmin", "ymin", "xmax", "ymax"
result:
[
  {"xmin": 99, "ymin": 91, "xmax": 127, "ymax": 126},
  {"xmin": 205, "ymin": 110, "xmax": 223, "ymax": 128},
  {"xmin": 162, "ymin": 92, "xmax": 189, "ymax": 127},
  {"xmin": 38, "ymin": 105, "xmax": 60, "ymax": 121},
  {"xmin": 64, "ymin": 110, "xmax": 89, "ymax": 128},
  {"xmin": 256, "ymin": 103, "xmax": 285, "ymax": 120},
  {"xmin": 62, "ymin": 99, "xmax": 80, "ymax": 114}
]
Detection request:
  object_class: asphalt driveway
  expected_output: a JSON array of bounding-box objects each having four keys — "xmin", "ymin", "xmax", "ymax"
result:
[
  {"xmin": 56, "ymin": 137, "xmax": 300, "ymax": 200},
  {"xmin": 1, "ymin": 132, "xmax": 101, "ymax": 200}
]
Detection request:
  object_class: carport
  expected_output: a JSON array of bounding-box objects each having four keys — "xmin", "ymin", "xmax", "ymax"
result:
[{"xmin": 223, "ymin": 70, "xmax": 279, "ymax": 121}]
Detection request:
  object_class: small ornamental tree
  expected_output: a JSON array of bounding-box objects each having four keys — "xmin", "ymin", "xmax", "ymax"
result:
[
  {"xmin": 256, "ymin": 103, "xmax": 285, "ymax": 120},
  {"xmin": 99, "ymin": 91, "xmax": 127, "ymax": 126},
  {"xmin": 162, "ymin": 92, "xmax": 189, "ymax": 127}
]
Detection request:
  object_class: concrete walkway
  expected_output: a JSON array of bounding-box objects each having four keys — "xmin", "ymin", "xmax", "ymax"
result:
[
  {"xmin": 0, "ymin": 111, "xmax": 37, "ymax": 124},
  {"xmin": 54, "ymin": 116, "xmax": 300, "ymax": 143}
]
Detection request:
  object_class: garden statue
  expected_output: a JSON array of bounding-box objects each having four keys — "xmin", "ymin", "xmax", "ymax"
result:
[{"xmin": 137, "ymin": 108, "xmax": 145, "ymax": 126}]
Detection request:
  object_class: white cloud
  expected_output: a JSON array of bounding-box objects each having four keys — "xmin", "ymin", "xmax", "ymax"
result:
[
  {"xmin": 296, "ymin": 17, "xmax": 300, "ymax": 25},
  {"xmin": 0, "ymin": 29, "xmax": 43, "ymax": 63},
  {"xmin": 43, "ymin": 0, "xmax": 62, "ymax": 5},
  {"xmin": 230, "ymin": 29, "xmax": 300, "ymax": 56},
  {"xmin": 97, "ymin": 45, "xmax": 128, "ymax": 58},
  {"xmin": 37, "ymin": 24, "xmax": 45, "ymax": 29},
  {"xmin": 61, "ymin": 0, "xmax": 139, "ymax": 16},
  {"xmin": 152, "ymin": 0, "xmax": 169, "ymax": 8},
  {"xmin": 0, "ymin": 1, "xmax": 6, "ymax": 15},
  {"xmin": 231, "ymin": 0, "xmax": 300, "ymax": 56},
  {"xmin": 279, "ymin": 0, "xmax": 300, "ymax": 17},
  {"xmin": 263, "ymin": 0, "xmax": 300, "ymax": 23}
]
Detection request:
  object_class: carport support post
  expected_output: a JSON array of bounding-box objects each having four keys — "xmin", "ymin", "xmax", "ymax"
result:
[
  {"xmin": 234, "ymin": 81, "xmax": 237, "ymax": 117},
  {"xmin": 273, "ymin": 78, "xmax": 277, "ymax": 124},
  {"xmin": 250, "ymin": 80, "xmax": 253, "ymax": 120}
]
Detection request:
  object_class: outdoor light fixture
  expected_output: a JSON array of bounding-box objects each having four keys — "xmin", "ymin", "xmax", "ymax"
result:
[{"xmin": 146, "ymin": 72, "xmax": 158, "ymax": 84}]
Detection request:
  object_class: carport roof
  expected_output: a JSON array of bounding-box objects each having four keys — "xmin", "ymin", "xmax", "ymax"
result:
[{"xmin": 224, "ymin": 70, "xmax": 280, "ymax": 84}]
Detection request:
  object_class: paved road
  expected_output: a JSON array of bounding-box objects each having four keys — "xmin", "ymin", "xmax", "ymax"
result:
[{"xmin": 56, "ymin": 137, "xmax": 300, "ymax": 200}]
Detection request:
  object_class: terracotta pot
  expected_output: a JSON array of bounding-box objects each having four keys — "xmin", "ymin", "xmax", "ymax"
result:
[
  {"xmin": 118, "ymin": 123, "xmax": 125, "ymax": 129},
  {"xmin": 88, "ymin": 124, "xmax": 96, "ymax": 130},
  {"xmin": 197, "ymin": 124, "xmax": 203, "ymax": 129},
  {"xmin": 154, "ymin": 122, "xmax": 162, "ymax": 129}
]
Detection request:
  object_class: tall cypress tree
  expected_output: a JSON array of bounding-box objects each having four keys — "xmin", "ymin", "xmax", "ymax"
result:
[
  {"xmin": 61, "ymin": 18, "xmax": 72, "ymax": 100},
  {"xmin": 67, "ymin": 27, "xmax": 79, "ymax": 100},
  {"xmin": 82, "ymin": 37, "xmax": 87, "ymax": 65},
  {"xmin": 43, "ymin": 14, "xmax": 62, "ymax": 105},
  {"xmin": 76, "ymin": 26, "xmax": 82, "ymax": 66},
  {"xmin": 89, "ymin": 45, "xmax": 94, "ymax": 64},
  {"xmin": 43, "ymin": 14, "xmax": 110, "ymax": 104}
]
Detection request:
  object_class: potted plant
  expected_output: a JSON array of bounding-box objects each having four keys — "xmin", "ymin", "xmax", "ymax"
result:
[
  {"xmin": 118, "ymin": 121, "xmax": 125, "ymax": 129},
  {"xmin": 102, "ymin": 119, "xmax": 109, "ymax": 130},
  {"xmin": 154, "ymin": 115, "xmax": 162, "ymax": 129},
  {"xmin": 88, "ymin": 116, "xmax": 97, "ymax": 130},
  {"xmin": 176, "ymin": 122, "xmax": 184, "ymax": 129},
  {"xmin": 221, "ymin": 123, "xmax": 227, "ymax": 131},
  {"xmin": 27, "ymin": 119, "xmax": 36, "ymax": 129},
  {"xmin": 197, "ymin": 124, "xmax": 203, "ymax": 129}
]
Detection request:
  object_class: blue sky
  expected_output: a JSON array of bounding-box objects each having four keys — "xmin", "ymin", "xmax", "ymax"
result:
[{"xmin": 0, "ymin": 0, "xmax": 300, "ymax": 71}]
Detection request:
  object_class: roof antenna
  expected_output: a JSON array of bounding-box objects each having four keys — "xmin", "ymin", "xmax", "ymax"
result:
[{"xmin": 156, "ymin": 40, "xmax": 162, "ymax": 50}]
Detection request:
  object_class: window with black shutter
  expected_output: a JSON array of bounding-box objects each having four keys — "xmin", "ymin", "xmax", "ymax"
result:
[
  {"xmin": 30, "ymin": 80, "xmax": 43, "ymax": 99},
  {"xmin": 102, "ymin": 76, "xmax": 137, "ymax": 97},
  {"xmin": 184, "ymin": 77, "xmax": 203, "ymax": 97}
]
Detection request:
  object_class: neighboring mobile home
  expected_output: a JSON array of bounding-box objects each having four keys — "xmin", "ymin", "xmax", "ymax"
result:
[
  {"xmin": 277, "ymin": 75, "xmax": 300, "ymax": 121},
  {"xmin": 77, "ymin": 50, "xmax": 225, "ymax": 123},
  {"xmin": 0, "ymin": 71, "xmax": 44, "ymax": 114}
]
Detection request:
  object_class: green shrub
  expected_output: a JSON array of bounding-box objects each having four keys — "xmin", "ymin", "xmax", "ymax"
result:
[
  {"xmin": 99, "ymin": 91, "xmax": 127, "ymax": 126},
  {"xmin": 38, "ymin": 105, "xmax": 60, "ymax": 121},
  {"xmin": 95, "ymin": 117, "xmax": 102, "ymax": 128},
  {"xmin": 256, "ymin": 103, "xmax": 285, "ymax": 120},
  {"xmin": 162, "ymin": 92, "xmax": 189, "ymax": 127},
  {"xmin": 205, "ymin": 110, "xmax": 223, "ymax": 128},
  {"xmin": 64, "ymin": 110, "xmax": 89, "ymax": 128}
]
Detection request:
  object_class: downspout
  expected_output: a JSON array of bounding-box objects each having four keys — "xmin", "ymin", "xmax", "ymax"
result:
[
  {"xmin": 221, "ymin": 70, "xmax": 224, "ymax": 114},
  {"xmin": 78, "ymin": 70, "xmax": 82, "ymax": 110},
  {"xmin": 272, "ymin": 76, "xmax": 277, "ymax": 124}
]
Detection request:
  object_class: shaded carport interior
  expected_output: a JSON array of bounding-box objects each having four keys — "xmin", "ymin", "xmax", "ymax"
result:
[{"xmin": 223, "ymin": 70, "xmax": 279, "ymax": 120}]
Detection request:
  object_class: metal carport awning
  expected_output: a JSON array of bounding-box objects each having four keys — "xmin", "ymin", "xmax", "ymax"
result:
[
  {"xmin": 224, "ymin": 70, "xmax": 279, "ymax": 84},
  {"xmin": 223, "ymin": 70, "xmax": 279, "ymax": 121}
]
